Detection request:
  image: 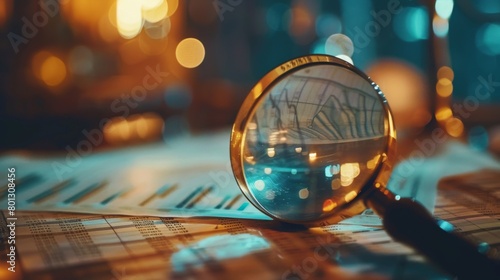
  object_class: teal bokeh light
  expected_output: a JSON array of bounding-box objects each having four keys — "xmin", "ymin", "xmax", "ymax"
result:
[
  {"xmin": 476, "ymin": 24, "xmax": 500, "ymax": 56},
  {"xmin": 393, "ymin": 7, "xmax": 429, "ymax": 42}
]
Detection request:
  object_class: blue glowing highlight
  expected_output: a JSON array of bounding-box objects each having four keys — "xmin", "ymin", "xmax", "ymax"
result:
[
  {"xmin": 311, "ymin": 37, "xmax": 327, "ymax": 54},
  {"xmin": 315, "ymin": 14, "xmax": 342, "ymax": 38},
  {"xmin": 476, "ymin": 24, "xmax": 500, "ymax": 56},
  {"xmin": 435, "ymin": 0, "xmax": 454, "ymax": 19},
  {"xmin": 393, "ymin": 7, "xmax": 429, "ymax": 42}
]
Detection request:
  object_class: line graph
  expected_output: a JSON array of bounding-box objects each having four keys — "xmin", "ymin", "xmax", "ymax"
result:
[{"xmin": 251, "ymin": 65, "xmax": 385, "ymax": 145}]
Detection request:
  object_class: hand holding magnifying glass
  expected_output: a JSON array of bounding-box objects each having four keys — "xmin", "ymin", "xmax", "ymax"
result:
[{"xmin": 230, "ymin": 55, "xmax": 500, "ymax": 279}]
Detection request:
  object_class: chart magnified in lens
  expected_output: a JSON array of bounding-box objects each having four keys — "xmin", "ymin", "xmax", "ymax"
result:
[{"xmin": 237, "ymin": 62, "xmax": 388, "ymax": 222}]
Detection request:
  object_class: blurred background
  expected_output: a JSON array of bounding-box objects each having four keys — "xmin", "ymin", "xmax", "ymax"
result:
[{"xmin": 0, "ymin": 0, "xmax": 499, "ymax": 154}]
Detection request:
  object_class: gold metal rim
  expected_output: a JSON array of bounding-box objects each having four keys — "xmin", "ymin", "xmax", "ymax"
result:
[{"xmin": 230, "ymin": 54, "xmax": 397, "ymax": 226}]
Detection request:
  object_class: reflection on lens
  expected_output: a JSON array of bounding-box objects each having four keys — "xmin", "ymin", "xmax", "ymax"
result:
[{"xmin": 241, "ymin": 64, "xmax": 387, "ymax": 221}]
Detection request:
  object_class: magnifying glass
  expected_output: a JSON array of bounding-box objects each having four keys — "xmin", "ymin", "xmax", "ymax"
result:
[{"xmin": 230, "ymin": 55, "xmax": 500, "ymax": 278}]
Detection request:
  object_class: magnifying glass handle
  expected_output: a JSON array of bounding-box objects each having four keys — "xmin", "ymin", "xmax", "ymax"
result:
[{"xmin": 367, "ymin": 189, "xmax": 500, "ymax": 279}]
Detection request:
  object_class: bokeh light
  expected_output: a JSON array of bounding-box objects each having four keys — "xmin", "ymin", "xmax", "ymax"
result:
[
  {"xmin": 325, "ymin": 34, "xmax": 354, "ymax": 57},
  {"xmin": 433, "ymin": 15, "xmax": 449, "ymax": 37},
  {"xmin": 38, "ymin": 55, "xmax": 67, "ymax": 87},
  {"xmin": 116, "ymin": 0, "xmax": 174, "ymax": 39},
  {"xmin": 308, "ymin": 152, "xmax": 317, "ymax": 161},
  {"xmin": 310, "ymin": 37, "xmax": 327, "ymax": 54},
  {"xmin": 366, "ymin": 155, "xmax": 381, "ymax": 170},
  {"xmin": 476, "ymin": 24, "xmax": 500, "ymax": 56},
  {"xmin": 41, "ymin": 59, "xmax": 65, "ymax": 86},
  {"xmin": 344, "ymin": 191, "xmax": 357, "ymax": 203},
  {"xmin": 69, "ymin": 46, "xmax": 94, "ymax": 75},
  {"xmin": 437, "ymin": 66, "xmax": 454, "ymax": 80},
  {"xmin": 104, "ymin": 113, "xmax": 164, "ymax": 144},
  {"xmin": 254, "ymin": 179, "xmax": 265, "ymax": 191},
  {"xmin": 165, "ymin": 0, "xmax": 179, "ymax": 17},
  {"xmin": 322, "ymin": 199, "xmax": 336, "ymax": 212},
  {"xmin": 435, "ymin": 0, "xmax": 454, "ymax": 19},
  {"xmin": 288, "ymin": 3, "xmax": 314, "ymax": 43},
  {"xmin": 298, "ymin": 188, "xmax": 309, "ymax": 199},
  {"xmin": 436, "ymin": 78, "xmax": 453, "ymax": 97},
  {"xmin": 435, "ymin": 107, "xmax": 453, "ymax": 121},
  {"xmin": 175, "ymin": 38, "xmax": 205, "ymax": 68},
  {"xmin": 315, "ymin": 14, "xmax": 342, "ymax": 38},
  {"xmin": 117, "ymin": 0, "xmax": 143, "ymax": 39},
  {"xmin": 445, "ymin": 117, "xmax": 464, "ymax": 137},
  {"xmin": 142, "ymin": 0, "xmax": 168, "ymax": 23},
  {"xmin": 340, "ymin": 162, "xmax": 360, "ymax": 187},
  {"xmin": 141, "ymin": 0, "xmax": 163, "ymax": 11},
  {"xmin": 335, "ymin": 54, "xmax": 353, "ymax": 65},
  {"xmin": 104, "ymin": 117, "xmax": 130, "ymax": 143},
  {"xmin": 367, "ymin": 60, "xmax": 431, "ymax": 129},
  {"xmin": 144, "ymin": 18, "xmax": 171, "ymax": 39},
  {"xmin": 393, "ymin": 7, "xmax": 429, "ymax": 42}
]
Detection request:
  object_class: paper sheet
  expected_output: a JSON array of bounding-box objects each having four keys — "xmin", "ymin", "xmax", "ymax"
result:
[
  {"xmin": 0, "ymin": 131, "xmax": 268, "ymax": 220},
  {"xmin": 387, "ymin": 141, "xmax": 500, "ymax": 211},
  {"xmin": 1, "ymin": 132, "xmax": 500, "ymax": 279},
  {"xmin": 4, "ymin": 173, "xmax": 500, "ymax": 280}
]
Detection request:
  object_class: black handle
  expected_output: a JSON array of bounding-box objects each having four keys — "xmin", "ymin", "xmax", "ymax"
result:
[{"xmin": 374, "ymin": 194, "xmax": 500, "ymax": 279}]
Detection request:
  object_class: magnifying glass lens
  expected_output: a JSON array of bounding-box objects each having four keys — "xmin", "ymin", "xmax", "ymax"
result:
[{"xmin": 232, "ymin": 57, "xmax": 391, "ymax": 223}]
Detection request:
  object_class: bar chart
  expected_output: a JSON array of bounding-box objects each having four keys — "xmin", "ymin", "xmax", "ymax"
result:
[{"xmin": 0, "ymin": 131, "xmax": 269, "ymax": 220}]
